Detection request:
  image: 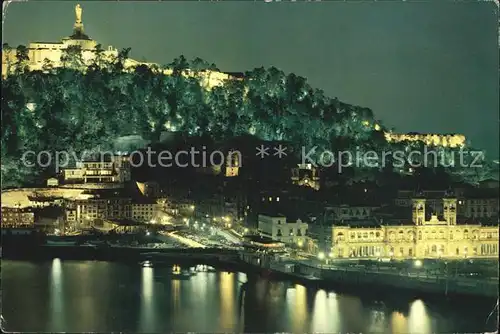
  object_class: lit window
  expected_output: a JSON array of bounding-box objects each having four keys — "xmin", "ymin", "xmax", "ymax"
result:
[{"xmin": 276, "ymin": 197, "xmax": 280, "ymax": 202}]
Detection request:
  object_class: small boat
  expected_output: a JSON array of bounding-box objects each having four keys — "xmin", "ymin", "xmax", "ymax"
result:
[
  {"xmin": 171, "ymin": 270, "xmax": 194, "ymax": 280},
  {"xmin": 46, "ymin": 240, "xmax": 77, "ymax": 246},
  {"xmin": 141, "ymin": 260, "xmax": 153, "ymax": 268}
]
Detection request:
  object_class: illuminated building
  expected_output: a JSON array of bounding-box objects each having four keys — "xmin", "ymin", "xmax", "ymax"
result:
[
  {"xmin": 258, "ymin": 214, "xmax": 308, "ymax": 245},
  {"xmin": 131, "ymin": 202, "xmax": 159, "ymax": 223},
  {"xmin": 291, "ymin": 164, "xmax": 320, "ymax": 190},
  {"xmin": 384, "ymin": 132, "xmax": 466, "ymax": 148},
  {"xmin": 46, "ymin": 178, "xmax": 59, "ymax": 187},
  {"xmin": 62, "ymin": 155, "xmax": 131, "ymax": 184},
  {"xmin": 2, "ymin": 4, "xmax": 117, "ymax": 77},
  {"xmin": 65, "ymin": 197, "xmax": 131, "ymax": 226},
  {"xmin": 1, "ymin": 4, "xmax": 240, "ymax": 89},
  {"xmin": 331, "ymin": 196, "xmax": 499, "ymax": 259},
  {"xmin": 1, "ymin": 207, "xmax": 35, "ymax": 228},
  {"xmin": 224, "ymin": 150, "xmax": 240, "ymax": 177}
]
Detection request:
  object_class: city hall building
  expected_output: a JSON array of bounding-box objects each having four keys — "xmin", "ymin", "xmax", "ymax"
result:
[{"xmin": 331, "ymin": 195, "xmax": 499, "ymax": 260}]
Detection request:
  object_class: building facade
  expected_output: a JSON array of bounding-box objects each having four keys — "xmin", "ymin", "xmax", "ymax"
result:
[
  {"xmin": 2, "ymin": 4, "xmax": 240, "ymax": 90},
  {"xmin": 131, "ymin": 203, "xmax": 159, "ymax": 223},
  {"xmin": 258, "ymin": 214, "xmax": 308, "ymax": 245},
  {"xmin": 291, "ymin": 164, "xmax": 320, "ymax": 190},
  {"xmin": 1, "ymin": 207, "xmax": 35, "ymax": 228},
  {"xmin": 65, "ymin": 198, "xmax": 131, "ymax": 227},
  {"xmin": 326, "ymin": 204, "xmax": 376, "ymax": 221},
  {"xmin": 332, "ymin": 197, "xmax": 499, "ymax": 260},
  {"xmin": 62, "ymin": 155, "xmax": 131, "ymax": 184}
]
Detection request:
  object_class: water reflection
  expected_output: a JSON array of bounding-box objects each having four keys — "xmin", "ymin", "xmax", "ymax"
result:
[
  {"xmin": 311, "ymin": 290, "xmax": 340, "ymax": 333},
  {"xmin": 1, "ymin": 261, "xmax": 496, "ymax": 333},
  {"xmin": 220, "ymin": 272, "xmax": 236, "ymax": 331},
  {"xmin": 391, "ymin": 311, "xmax": 408, "ymax": 334},
  {"xmin": 139, "ymin": 266, "xmax": 156, "ymax": 332},
  {"xmin": 49, "ymin": 258, "xmax": 64, "ymax": 331},
  {"xmin": 289, "ymin": 284, "xmax": 308, "ymax": 333},
  {"xmin": 408, "ymin": 299, "xmax": 431, "ymax": 334}
]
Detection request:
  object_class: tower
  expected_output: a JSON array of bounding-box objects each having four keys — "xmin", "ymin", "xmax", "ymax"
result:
[
  {"xmin": 225, "ymin": 150, "xmax": 240, "ymax": 177},
  {"xmin": 412, "ymin": 198, "xmax": 426, "ymax": 225},
  {"xmin": 443, "ymin": 198, "xmax": 457, "ymax": 225}
]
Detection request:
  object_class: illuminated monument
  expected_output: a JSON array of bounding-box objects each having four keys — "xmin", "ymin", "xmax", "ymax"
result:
[
  {"xmin": 2, "ymin": 4, "xmax": 116, "ymax": 76},
  {"xmin": 1, "ymin": 4, "xmax": 239, "ymax": 88}
]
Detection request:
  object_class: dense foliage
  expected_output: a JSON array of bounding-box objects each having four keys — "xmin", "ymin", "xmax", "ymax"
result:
[{"xmin": 1, "ymin": 44, "xmax": 496, "ymax": 187}]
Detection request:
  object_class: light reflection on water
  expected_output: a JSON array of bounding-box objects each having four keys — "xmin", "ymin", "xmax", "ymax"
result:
[{"xmin": 1, "ymin": 260, "xmax": 496, "ymax": 333}]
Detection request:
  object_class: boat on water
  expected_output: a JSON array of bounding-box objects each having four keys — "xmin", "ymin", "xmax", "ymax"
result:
[
  {"xmin": 171, "ymin": 265, "xmax": 195, "ymax": 279},
  {"xmin": 194, "ymin": 264, "xmax": 216, "ymax": 272},
  {"xmin": 141, "ymin": 260, "xmax": 153, "ymax": 268},
  {"xmin": 46, "ymin": 240, "xmax": 77, "ymax": 246}
]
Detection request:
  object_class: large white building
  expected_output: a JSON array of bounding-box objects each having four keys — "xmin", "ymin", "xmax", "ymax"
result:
[
  {"xmin": 2, "ymin": 4, "xmax": 117, "ymax": 77},
  {"xmin": 2, "ymin": 4, "xmax": 240, "ymax": 89},
  {"xmin": 332, "ymin": 196, "xmax": 499, "ymax": 260},
  {"xmin": 257, "ymin": 214, "xmax": 308, "ymax": 245},
  {"xmin": 62, "ymin": 155, "xmax": 131, "ymax": 184}
]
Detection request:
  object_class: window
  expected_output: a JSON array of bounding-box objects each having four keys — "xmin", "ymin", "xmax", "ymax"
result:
[
  {"xmin": 418, "ymin": 231, "xmax": 422, "ymax": 240},
  {"xmin": 409, "ymin": 248, "xmax": 413, "ymax": 257}
]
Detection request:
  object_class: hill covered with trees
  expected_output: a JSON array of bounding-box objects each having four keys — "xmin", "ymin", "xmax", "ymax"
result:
[{"xmin": 1, "ymin": 44, "xmax": 495, "ymax": 187}]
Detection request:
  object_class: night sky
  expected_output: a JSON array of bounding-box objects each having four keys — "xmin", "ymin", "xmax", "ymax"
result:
[{"xmin": 3, "ymin": 1, "xmax": 499, "ymax": 158}]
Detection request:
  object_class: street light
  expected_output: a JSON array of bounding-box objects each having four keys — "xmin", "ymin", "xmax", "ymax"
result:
[
  {"xmin": 414, "ymin": 260, "xmax": 423, "ymax": 268},
  {"xmin": 318, "ymin": 252, "xmax": 325, "ymax": 260}
]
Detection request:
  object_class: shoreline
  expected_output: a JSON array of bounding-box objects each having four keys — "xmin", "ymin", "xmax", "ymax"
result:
[{"xmin": 2, "ymin": 242, "xmax": 498, "ymax": 301}]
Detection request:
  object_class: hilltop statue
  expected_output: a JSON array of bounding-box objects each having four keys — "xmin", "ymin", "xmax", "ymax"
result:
[
  {"xmin": 75, "ymin": 4, "xmax": 82, "ymax": 24},
  {"xmin": 73, "ymin": 4, "xmax": 85, "ymax": 36}
]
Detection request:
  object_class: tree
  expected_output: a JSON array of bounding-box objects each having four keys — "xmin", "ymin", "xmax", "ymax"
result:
[
  {"xmin": 14, "ymin": 45, "xmax": 30, "ymax": 73},
  {"xmin": 60, "ymin": 45, "xmax": 84, "ymax": 70}
]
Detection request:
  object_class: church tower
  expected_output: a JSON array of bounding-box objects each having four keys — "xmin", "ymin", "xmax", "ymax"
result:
[
  {"xmin": 225, "ymin": 150, "xmax": 240, "ymax": 177},
  {"xmin": 443, "ymin": 198, "xmax": 457, "ymax": 225},
  {"xmin": 412, "ymin": 198, "xmax": 426, "ymax": 225}
]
